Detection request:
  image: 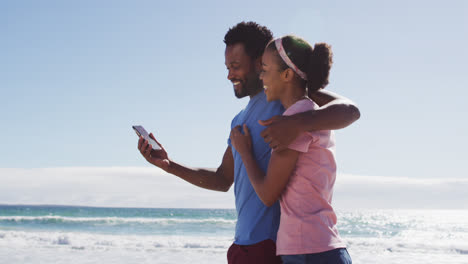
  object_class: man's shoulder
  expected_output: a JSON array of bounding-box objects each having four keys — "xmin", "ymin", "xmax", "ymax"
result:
[
  {"xmin": 230, "ymin": 108, "xmax": 245, "ymax": 126},
  {"xmin": 254, "ymin": 99, "xmax": 284, "ymax": 116},
  {"xmin": 251, "ymin": 92, "xmax": 283, "ymax": 112},
  {"xmin": 230, "ymin": 95, "xmax": 284, "ymax": 126}
]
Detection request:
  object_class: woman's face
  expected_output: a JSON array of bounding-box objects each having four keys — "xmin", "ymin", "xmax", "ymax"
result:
[{"xmin": 260, "ymin": 48, "xmax": 285, "ymax": 102}]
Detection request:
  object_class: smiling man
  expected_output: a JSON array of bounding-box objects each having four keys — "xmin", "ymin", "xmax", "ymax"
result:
[{"xmin": 138, "ymin": 21, "xmax": 360, "ymax": 264}]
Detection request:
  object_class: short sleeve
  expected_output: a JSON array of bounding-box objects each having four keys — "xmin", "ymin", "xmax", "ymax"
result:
[
  {"xmin": 288, "ymin": 132, "xmax": 314, "ymax": 153},
  {"xmin": 228, "ymin": 113, "xmax": 240, "ymax": 147}
]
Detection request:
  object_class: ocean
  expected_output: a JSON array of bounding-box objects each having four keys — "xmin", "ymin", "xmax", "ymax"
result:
[{"xmin": 0, "ymin": 205, "xmax": 467, "ymax": 264}]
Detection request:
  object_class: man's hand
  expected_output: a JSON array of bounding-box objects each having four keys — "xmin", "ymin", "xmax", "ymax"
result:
[
  {"xmin": 138, "ymin": 133, "xmax": 170, "ymax": 171},
  {"xmin": 230, "ymin": 124, "xmax": 253, "ymax": 156},
  {"xmin": 259, "ymin": 115, "xmax": 302, "ymax": 152}
]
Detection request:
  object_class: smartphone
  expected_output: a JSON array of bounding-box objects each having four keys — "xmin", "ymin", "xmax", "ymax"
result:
[{"xmin": 132, "ymin": 125, "xmax": 162, "ymax": 150}]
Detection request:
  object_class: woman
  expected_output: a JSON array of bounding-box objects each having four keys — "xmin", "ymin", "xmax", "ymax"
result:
[{"xmin": 230, "ymin": 35, "xmax": 352, "ymax": 264}]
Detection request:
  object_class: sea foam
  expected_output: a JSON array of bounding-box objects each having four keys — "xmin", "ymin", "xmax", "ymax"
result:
[{"xmin": 1, "ymin": 206, "xmax": 468, "ymax": 264}]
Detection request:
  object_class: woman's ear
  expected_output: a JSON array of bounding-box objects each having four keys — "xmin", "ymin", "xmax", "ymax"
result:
[{"xmin": 281, "ymin": 68, "xmax": 295, "ymax": 82}]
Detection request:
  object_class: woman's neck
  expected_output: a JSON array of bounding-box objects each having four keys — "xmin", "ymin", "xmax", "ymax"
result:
[{"xmin": 280, "ymin": 84, "xmax": 308, "ymax": 109}]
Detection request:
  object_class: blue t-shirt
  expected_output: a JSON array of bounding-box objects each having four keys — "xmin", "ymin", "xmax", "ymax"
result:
[{"xmin": 227, "ymin": 90, "xmax": 285, "ymax": 245}]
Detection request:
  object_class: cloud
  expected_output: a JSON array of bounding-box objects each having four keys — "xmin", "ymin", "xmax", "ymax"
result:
[
  {"xmin": 333, "ymin": 174, "xmax": 468, "ymax": 210},
  {"xmin": 0, "ymin": 167, "xmax": 235, "ymax": 208},
  {"xmin": 0, "ymin": 168, "xmax": 467, "ymax": 209}
]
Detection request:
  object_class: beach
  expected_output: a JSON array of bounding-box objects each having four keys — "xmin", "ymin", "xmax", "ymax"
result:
[{"xmin": 1, "ymin": 205, "xmax": 467, "ymax": 263}]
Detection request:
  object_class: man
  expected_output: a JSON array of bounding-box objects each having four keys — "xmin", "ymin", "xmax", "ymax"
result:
[{"xmin": 138, "ymin": 21, "xmax": 360, "ymax": 264}]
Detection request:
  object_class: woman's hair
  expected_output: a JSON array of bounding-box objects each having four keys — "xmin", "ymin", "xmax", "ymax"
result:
[{"xmin": 266, "ymin": 35, "xmax": 333, "ymax": 94}]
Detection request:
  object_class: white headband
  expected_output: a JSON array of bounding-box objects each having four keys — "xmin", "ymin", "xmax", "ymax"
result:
[{"xmin": 274, "ymin": 38, "xmax": 308, "ymax": 80}]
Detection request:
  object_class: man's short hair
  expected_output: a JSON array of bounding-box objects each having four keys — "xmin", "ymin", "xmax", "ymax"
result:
[{"xmin": 224, "ymin": 21, "xmax": 273, "ymax": 60}]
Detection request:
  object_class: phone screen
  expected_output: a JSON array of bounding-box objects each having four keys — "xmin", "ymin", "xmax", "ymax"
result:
[{"xmin": 132, "ymin": 125, "xmax": 161, "ymax": 150}]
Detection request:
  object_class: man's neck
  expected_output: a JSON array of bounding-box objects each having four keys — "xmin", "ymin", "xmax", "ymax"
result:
[{"xmin": 248, "ymin": 87, "xmax": 263, "ymax": 99}]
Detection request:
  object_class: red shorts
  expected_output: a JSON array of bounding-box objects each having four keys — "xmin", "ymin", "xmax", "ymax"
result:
[{"xmin": 227, "ymin": 239, "xmax": 282, "ymax": 264}]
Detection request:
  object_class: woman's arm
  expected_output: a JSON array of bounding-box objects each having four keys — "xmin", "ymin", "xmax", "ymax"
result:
[
  {"xmin": 230, "ymin": 124, "xmax": 299, "ymax": 206},
  {"xmin": 241, "ymin": 147, "xmax": 299, "ymax": 206}
]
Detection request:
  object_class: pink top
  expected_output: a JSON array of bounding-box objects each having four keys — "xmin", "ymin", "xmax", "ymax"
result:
[{"xmin": 276, "ymin": 98, "xmax": 346, "ymax": 255}]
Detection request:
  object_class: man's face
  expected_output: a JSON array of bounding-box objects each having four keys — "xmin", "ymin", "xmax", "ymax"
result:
[{"xmin": 225, "ymin": 43, "xmax": 261, "ymax": 98}]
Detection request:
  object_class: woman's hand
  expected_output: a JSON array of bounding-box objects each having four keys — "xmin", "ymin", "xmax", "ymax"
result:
[
  {"xmin": 230, "ymin": 124, "xmax": 253, "ymax": 156},
  {"xmin": 259, "ymin": 115, "xmax": 301, "ymax": 151}
]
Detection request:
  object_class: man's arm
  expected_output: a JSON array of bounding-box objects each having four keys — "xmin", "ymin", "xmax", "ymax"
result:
[
  {"xmin": 165, "ymin": 147, "xmax": 234, "ymax": 192},
  {"xmin": 138, "ymin": 135, "xmax": 234, "ymax": 192},
  {"xmin": 260, "ymin": 90, "xmax": 360, "ymax": 151},
  {"xmin": 299, "ymin": 89, "xmax": 361, "ymax": 130}
]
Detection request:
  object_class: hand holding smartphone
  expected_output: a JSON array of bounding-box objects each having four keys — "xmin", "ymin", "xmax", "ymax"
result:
[{"xmin": 132, "ymin": 125, "xmax": 162, "ymax": 150}]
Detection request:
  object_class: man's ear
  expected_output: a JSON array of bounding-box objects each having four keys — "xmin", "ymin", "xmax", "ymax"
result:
[{"xmin": 254, "ymin": 57, "xmax": 262, "ymax": 74}]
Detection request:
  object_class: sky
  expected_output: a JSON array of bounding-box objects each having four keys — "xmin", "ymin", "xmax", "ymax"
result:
[{"xmin": 1, "ymin": 0, "xmax": 467, "ymax": 209}]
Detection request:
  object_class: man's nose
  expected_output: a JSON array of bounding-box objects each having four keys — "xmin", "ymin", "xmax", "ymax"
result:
[{"xmin": 227, "ymin": 70, "xmax": 234, "ymax": 80}]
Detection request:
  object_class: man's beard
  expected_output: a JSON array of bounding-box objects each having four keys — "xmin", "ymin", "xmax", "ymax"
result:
[{"xmin": 234, "ymin": 75, "xmax": 262, "ymax": 98}]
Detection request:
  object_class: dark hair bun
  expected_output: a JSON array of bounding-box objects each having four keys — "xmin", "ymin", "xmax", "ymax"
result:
[{"xmin": 307, "ymin": 43, "xmax": 333, "ymax": 93}]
